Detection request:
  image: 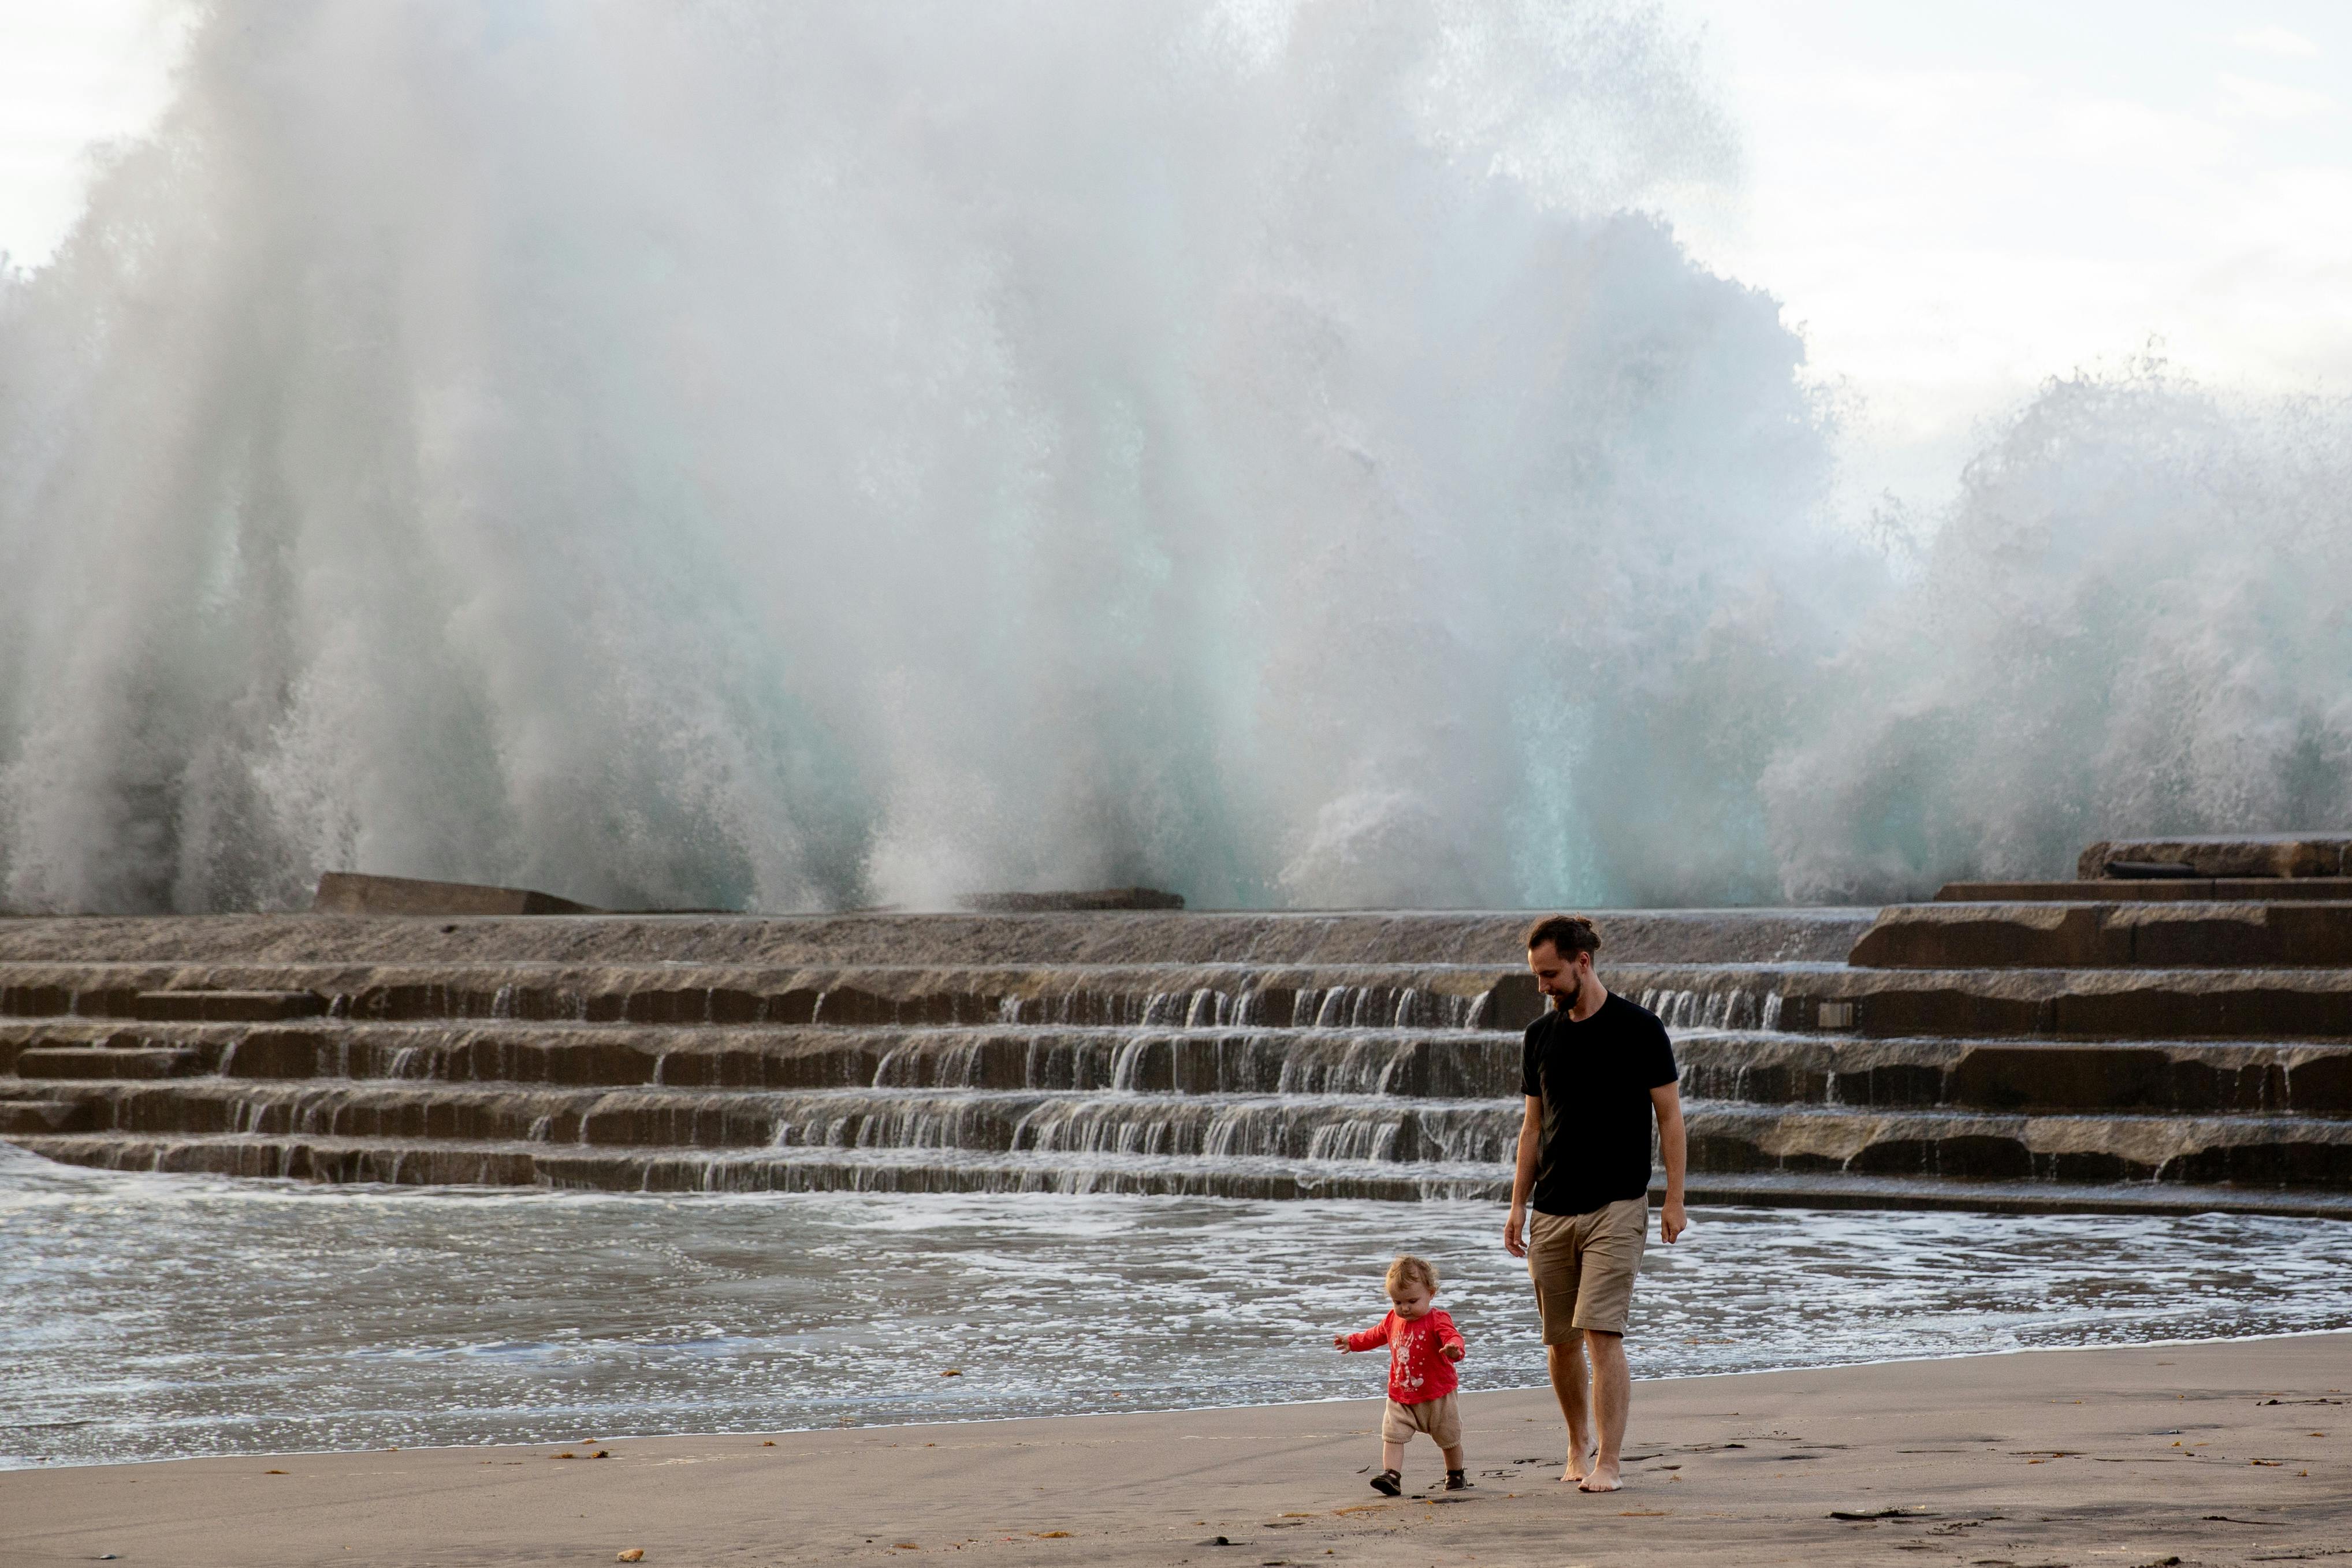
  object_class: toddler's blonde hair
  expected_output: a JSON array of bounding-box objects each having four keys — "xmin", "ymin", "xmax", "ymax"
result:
[{"xmin": 1385, "ymin": 1254, "xmax": 1439, "ymax": 1297}]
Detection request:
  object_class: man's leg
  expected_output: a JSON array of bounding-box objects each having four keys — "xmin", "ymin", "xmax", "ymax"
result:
[
  {"xmin": 1546, "ymin": 1339, "xmax": 1595, "ymax": 1482},
  {"xmin": 1528, "ymin": 1210, "xmax": 1596, "ymax": 1483},
  {"xmin": 1571, "ymin": 1197, "xmax": 1648, "ymax": 1493},
  {"xmin": 1578, "ymin": 1328, "xmax": 1631, "ymax": 1492}
]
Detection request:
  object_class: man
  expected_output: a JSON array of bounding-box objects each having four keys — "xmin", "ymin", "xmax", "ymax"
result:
[{"xmin": 1503, "ymin": 913, "xmax": 1687, "ymax": 1493}]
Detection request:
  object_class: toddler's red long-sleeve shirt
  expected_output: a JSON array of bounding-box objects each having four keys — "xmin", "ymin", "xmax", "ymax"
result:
[{"xmin": 1343, "ymin": 1309, "xmax": 1464, "ymax": 1403}]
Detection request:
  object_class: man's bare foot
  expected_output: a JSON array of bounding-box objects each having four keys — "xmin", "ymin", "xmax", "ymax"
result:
[
  {"xmin": 1560, "ymin": 1444, "xmax": 1596, "ymax": 1484},
  {"xmin": 1577, "ymin": 1459, "xmax": 1622, "ymax": 1493}
]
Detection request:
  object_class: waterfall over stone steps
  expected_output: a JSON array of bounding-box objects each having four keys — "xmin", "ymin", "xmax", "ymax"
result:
[{"xmin": 2, "ymin": 895, "xmax": 2350, "ymax": 1213}]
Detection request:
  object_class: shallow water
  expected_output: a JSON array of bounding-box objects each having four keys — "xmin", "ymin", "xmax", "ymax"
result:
[{"xmin": 6, "ymin": 1145, "xmax": 2350, "ymax": 1470}]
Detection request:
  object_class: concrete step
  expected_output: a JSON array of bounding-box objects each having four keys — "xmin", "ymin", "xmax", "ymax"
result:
[
  {"xmin": 1851, "ymin": 902, "xmax": 2352, "ymax": 969},
  {"xmin": 9, "ymin": 959, "xmax": 2352, "ymax": 1040},
  {"xmin": 2078, "ymin": 834, "xmax": 2352, "ymax": 880},
  {"xmin": 1685, "ymin": 1102, "xmax": 2352, "ymax": 1187},
  {"xmin": 2, "ymin": 1131, "xmax": 1506, "ymax": 1201},
  {"xmin": 0, "ymin": 1020, "xmax": 1528, "ymax": 1095},
  {"xmin": 20, "ymin": 1063, "xmax": 2351, "ymax": 1168},
  {"xmin": 0, "ymin": 963, "xmax": 1533, "ymax": 1030},
  {"xmin": 14, "ymin": 1081, "xmax": 1525, "ymax": 1160},
  {"xmin": 1937, "ymin": 879, "xmax": 2352, "ymax": 903},
  {"xmin": 1669, "ymin": 1168, "xmax": 2352, "ymax": 1220},
  {"xmin": 13, "ymin": 1117, "xmax": 2351, "ymax": 1202},
  {"xmin": 10, "ymin": 1021, "xmax": 2348, "ymax": 1115},
  {"xmin": 1762, "ymin": 967, "xmax": 2352, "ymax": 1040},
  {"xmin": 0, "ymin": 1098, "xmax": 97, "ymax": 1134},
  {"xmin": 0, "ymin": 908, "xmax": 1874, "ymax": 970},
  {"xmin": 130, "ymin": 989, "xmax": 326, "ymax": 1022},
  {"xmin": 14, "ymin": 1045, "xmax": 206, "ymax": 1079},
  {"xmin": 1678, "ymin": 1036, "xmax": 2352, "ymax": 1116}
]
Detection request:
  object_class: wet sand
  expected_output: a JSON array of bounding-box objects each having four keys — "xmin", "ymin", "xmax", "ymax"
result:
[{"xmin": 8, "ymin": 1332, "xmax": 2348, "ymax": 1567}]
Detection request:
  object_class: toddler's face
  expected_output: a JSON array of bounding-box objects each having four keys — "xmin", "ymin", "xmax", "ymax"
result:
[{"xmin": 1388, "ymin": 1280, "xmax": 1434, "ymax": 1320}]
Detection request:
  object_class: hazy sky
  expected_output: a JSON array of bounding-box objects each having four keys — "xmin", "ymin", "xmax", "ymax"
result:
[
  {"xmin": 1670, "ymin": 0, "xmax": 2352, "ymax": 515},
  {"xmin": 0, "ymin": 3, "xmax": 183, "ymax": 269},
  {"xmin": 3, "ymin": 1, "xmax": 2347, "ymax": 523}
]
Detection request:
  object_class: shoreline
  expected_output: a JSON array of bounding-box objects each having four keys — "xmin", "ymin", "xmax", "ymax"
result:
[
  {"xmin": 16, "ymin": 1324, "xmax": 2352, "ymax": 1477},
  {"xmin": 9, "ymin": 1332, "xmax": 2347, "ymax": 1567}
]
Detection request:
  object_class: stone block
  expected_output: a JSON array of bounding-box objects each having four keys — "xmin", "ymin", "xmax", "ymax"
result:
[
  {"xmin": 1812, "ymin": 986, "xmax": 2053, "ymax": 1037},
  {"xmin": 1856, "ymin": 902, "xmax": 2352, "ymax": 968},
  {"xmin": 134, "ymin": 989, "xmax": 326, "ymax": 1022},
  {"xmin": 2287, "ymin": 1054, "xmax": 2352, "ymax": 1116},
  {"xmin": 2118, "ymin": 903, "xmax": 2352, "ymax": 967},
  {"xmin": 1938, "ymin": 878, "xmax": 2352, "ymax": 902},
  {"xmin": 1473, "ymin": 972, "xmax": 1543, "ymax": 1030},
  {"xmin": 2053, "ymin": 982, "xmax": 2352, "ymax": 1040},
  {"xmin": 0, "ymin": 1098, "xmax": 97, "ymax": 1134},
  {"xmin": 2076, "ymin": 835, "xmax": 2352, "ymax": 880},
  {"xmin": 957, "ymin": 888, "xmax": 1185, "ymax": 911},
  {"xmin": 1848, "ymin": 904, "xmax": 2128, "ymax": 969},
  {"xmin": 1849, "ymin": 1133, "xmax": 2037, "ymax": 1180},
  {"xmin": 15, "ymin": 1045, "xmax": 202, "ymax": 1079},
  {"xmin": 218, "ymin": 1030, "xmax": 332, "ymax": 1078},
  {"xmin": 0, "ymin": 984, "xmax": 75, "ymax": 1017},
  {"xmin": 2164, "ymin": 1139, "xmax": 2352, "ymax": 1187},
  {"xmin": 311, "ymin": 871, "xmax": 600, "ymax": 916}
]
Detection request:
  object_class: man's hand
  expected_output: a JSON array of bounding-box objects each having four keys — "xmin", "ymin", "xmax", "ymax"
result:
[
  {"xmin": 1504, "ymin": 1204, "xmax": 1527, "ymax": 1258},
  {"xmin": 1650, "ymin": 1083, "xmax": 1687, "ymax": 1246},
  {"xmin": 1441, "ymin": 1342, "xmax": 1465, "ymax": 1362},
  {"xmin": 1331, "ymin": 1333, "xmax": 1349, "ymax": 1350}
]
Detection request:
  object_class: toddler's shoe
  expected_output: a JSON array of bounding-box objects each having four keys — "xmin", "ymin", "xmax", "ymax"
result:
[
  {"xmin": 1445, "ymin": 1469, "xmax": 1472, "ymax": 1491},
  {"xmin": 1368, "ymin": 1469, "xmax": 1401, "ymax": 1496}
]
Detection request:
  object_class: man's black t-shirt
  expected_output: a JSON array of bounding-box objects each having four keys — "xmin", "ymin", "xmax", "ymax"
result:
[{"xmin": 1519, "ymin": 991, "xmax": 1678, "ymax": 1216}]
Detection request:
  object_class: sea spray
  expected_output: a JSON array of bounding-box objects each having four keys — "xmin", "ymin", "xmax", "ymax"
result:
[
  {"xmin": 1764, "ymin": 364, "xmax": 2352, "ymax": 901},
  {"xmin": 0, "ymin": 0, "xmax": 1841, "ymax": 913},
  {"xmin": 0, "ymin": 2, "xmax": 2343, "ymax": 914}
]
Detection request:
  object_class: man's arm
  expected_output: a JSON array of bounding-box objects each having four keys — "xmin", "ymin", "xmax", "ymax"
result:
[
  {"xmin": 1651, "ymin": 1081, "xmax": 1687, "ymax": 1243},
  {"xmin": 1504, "ymin": 1094, "xmax": 1542, "ymax": 1257}
]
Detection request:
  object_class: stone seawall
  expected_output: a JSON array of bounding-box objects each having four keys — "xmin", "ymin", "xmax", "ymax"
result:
[{"xmin": 3, "ymin": 899, "xmax": 2349, "ymax": 1213}]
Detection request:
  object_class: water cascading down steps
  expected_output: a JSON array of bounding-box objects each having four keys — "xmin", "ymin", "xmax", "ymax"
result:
[{"xmin": 3, "ymin": 844, "xmax": 2351, "ymax": 1216}]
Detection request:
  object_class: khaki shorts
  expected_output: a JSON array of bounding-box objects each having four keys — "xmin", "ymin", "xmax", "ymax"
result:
[
  {"xmin": 1527, "ymin": 1196, "xmax": 1649, "ymax": 1340},
  {"xmin": 1380, "ymin": 1392, "xmax": 1461, "ymax": 1449}
]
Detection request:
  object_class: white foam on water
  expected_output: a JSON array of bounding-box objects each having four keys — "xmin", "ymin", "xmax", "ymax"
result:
[{"xmin": 3, "ymin": 1148, "xmax": 2349, "ymax": 1469}]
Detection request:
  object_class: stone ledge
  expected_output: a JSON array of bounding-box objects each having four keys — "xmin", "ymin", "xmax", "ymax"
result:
[
  {"xmin": 311, "ymin": 872, "xmax": 601, "ymax": 917},
  {"xmin": 1940, "ymin": 878, "xmax": 2352, "ymax": 902},
  {"xmin": 2078, "ymin": 835, "xmax": 2352, "ymax": 880},
  {"xmin": 1852, "ymin": 901, "xmax": 2352, "ymax": 969},
  {"xmin": 956, "ymin": 888, "xmax": 1186, "ymax": 912}
]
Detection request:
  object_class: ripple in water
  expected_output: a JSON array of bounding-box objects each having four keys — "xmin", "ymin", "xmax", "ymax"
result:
[{"xmin": 4, "ymin": 1145, "xmax": 2349, "ymax": 1469}]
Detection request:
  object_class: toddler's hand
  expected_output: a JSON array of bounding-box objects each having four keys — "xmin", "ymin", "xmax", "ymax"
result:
[
  {"xmin": 1441, "ymin": 1343, "xmax": 1464, "ymax": 1361},
  {"xmin": 1331, "ymin": 1333, "xmax": 1349, "ymax": 1350}
]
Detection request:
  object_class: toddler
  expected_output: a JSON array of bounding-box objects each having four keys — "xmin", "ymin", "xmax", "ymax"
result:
[{"xmin": 1333, "ymin": 1254, "xmax": 1468, "ymax": 1495}]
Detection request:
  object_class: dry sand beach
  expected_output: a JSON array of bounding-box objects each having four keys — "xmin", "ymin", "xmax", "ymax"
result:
[{"xmin": 8, "ymin": 1332, "xmax": 2347, "ymax": 1568}]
